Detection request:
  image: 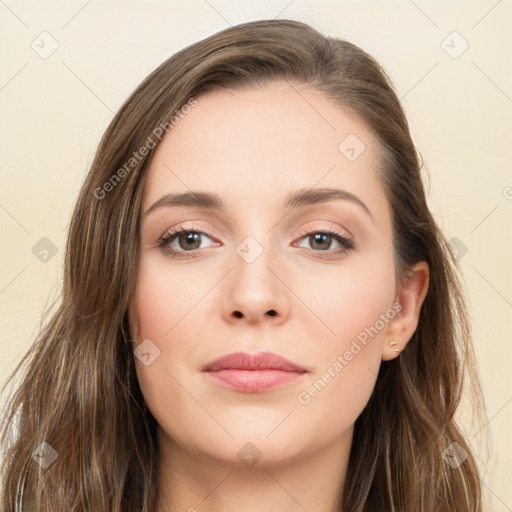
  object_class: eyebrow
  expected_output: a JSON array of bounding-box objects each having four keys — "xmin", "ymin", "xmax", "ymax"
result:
[{"xmin": 144, "ymin": 187, "xmax": 372, "ymax": 218}]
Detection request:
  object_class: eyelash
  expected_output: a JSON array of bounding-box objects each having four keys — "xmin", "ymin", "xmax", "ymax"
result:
[{"xmin": 157, "ymin": 224, "xmax": 355, "ymax": 260}]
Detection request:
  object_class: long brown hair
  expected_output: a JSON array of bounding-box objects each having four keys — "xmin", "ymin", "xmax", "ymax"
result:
[{"xmin": 0, "ymin": 19, "xmax": 485, "ymax": 511}]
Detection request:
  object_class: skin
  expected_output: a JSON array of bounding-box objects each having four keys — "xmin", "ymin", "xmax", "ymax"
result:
[{"xmin": 128, "ymin": 81, "xmax": 429, "ymax": 512}]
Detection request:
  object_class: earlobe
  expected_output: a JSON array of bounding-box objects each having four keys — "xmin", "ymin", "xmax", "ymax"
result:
[{"xmin": 382, "ymin": 261, "xmax": 429, "ymax": 361}]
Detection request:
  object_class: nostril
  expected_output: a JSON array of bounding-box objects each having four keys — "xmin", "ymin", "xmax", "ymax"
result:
[
  {"xmin": 233, "ymin": 311, "xmax": 243, "ymax": 318},
  {"xmin": 267, "ymin": 310, "xmax": 276, "ymax": 316}
]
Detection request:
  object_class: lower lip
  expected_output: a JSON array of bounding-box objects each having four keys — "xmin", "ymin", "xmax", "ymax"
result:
[{"xmin": 203, "ymin": 369, "xmax": 306, "ymax": 393}]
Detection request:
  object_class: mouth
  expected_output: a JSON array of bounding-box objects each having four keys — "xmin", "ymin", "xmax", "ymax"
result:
[{"xmin": 201, "ymin": 351, "xmax": 308, "ymax": 393}]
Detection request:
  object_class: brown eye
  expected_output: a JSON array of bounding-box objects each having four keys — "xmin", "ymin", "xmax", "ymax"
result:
[
  {"xmin": 297, "ymin": 230, "xmax": 353, "ymax": 251},
  {"xmin": 294, "ymin": 229, "xmax": 355, "ymax": 259},
  {"xmin": 158, "ymin": 226, "xmax": 217, "ymax": 258}
]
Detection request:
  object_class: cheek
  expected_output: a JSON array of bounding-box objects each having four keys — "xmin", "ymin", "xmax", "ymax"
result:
[
  {"xmin": 293, "ymin": 315, "xmax": 391, "ymax": 448},
  {"xmin": 129, "ymin": 257, "xmax": 215, "ymax": 438},
  {"xmin": 302, "ymin": 248, "xmax": 396, "ymax": 348},
  {"xmin": 131, "ymin": 256, "xmax": 206, "ymax": 340},
  {"xmin": 293, "ymin": 251, "xmax": 395, "ymax": 421}
]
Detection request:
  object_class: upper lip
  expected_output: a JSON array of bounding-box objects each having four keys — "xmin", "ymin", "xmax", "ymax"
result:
[{"xmin": 201, "ymin": 351, "xmax": 307, "ymax": 373}]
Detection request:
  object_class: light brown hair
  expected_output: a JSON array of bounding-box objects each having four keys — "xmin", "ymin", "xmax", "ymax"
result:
[{"xmin": 1, "ymin": 19, "xmax": 485, "ymax": 511}]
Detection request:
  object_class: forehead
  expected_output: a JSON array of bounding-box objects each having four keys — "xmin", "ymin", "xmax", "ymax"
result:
[{"xmin": 142, "ymin": 82, "xmax": 388, "ymax": 223}]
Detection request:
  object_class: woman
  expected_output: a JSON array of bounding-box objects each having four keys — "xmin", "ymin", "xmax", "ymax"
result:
[{"xmin": 0, "ymin": 19, "xmax": 485, "ymax": 512}]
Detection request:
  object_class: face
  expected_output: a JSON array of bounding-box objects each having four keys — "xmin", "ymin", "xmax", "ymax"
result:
[{"xmin": 129, "ymin": 82, "xmax": 402, "ymax": 468}]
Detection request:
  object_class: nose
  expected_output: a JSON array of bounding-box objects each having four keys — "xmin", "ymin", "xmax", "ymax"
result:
[{"xmin": 222, "ymin": 240, "xmax": 289, "ymax": 325}]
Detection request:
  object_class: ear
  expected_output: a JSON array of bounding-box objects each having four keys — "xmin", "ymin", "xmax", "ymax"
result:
[{"xmin": 382, "ymin": 261, "xmax": 429, "ymax": 361}]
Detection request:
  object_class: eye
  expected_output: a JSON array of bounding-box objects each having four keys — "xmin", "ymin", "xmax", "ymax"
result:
[
  {"xmin": 294, "ymin": 228, "xmax": 354, "ymax": 258},
  {"xmin": 157, "ymin": 225, "xmax": 355, "ymax": 259},
  {"xmin": 158, "ymin": 225, "xmax": 218, "ymax": 259}
]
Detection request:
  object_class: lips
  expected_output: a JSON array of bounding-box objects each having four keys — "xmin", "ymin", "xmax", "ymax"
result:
[
  {"xmin": 201, "ymin": 351, "xmax": 308, "ymax": 393},
  {"xmin": 201, "ymin": 351, "xmax": 307, "ymax": 372}
]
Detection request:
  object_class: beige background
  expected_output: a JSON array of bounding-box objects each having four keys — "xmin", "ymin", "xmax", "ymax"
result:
[{"xmin": 1, "ymin": 1, "xmax": 510, "ymax": 509}]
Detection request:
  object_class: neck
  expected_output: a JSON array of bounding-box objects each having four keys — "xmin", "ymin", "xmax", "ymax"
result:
[{"xmin": 155, "ymin": 426, "xmax": 353, "ymax": 512}]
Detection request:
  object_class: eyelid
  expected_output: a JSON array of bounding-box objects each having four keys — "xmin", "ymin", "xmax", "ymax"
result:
[{"xmin": 294, "ymin": 223, "xmax": 353, "ymax": 241}]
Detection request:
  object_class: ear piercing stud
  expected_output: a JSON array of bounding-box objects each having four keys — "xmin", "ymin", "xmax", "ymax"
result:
[{"xmin": 390, "ymin": 340, "xmax": 401, "ymax": 353}]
